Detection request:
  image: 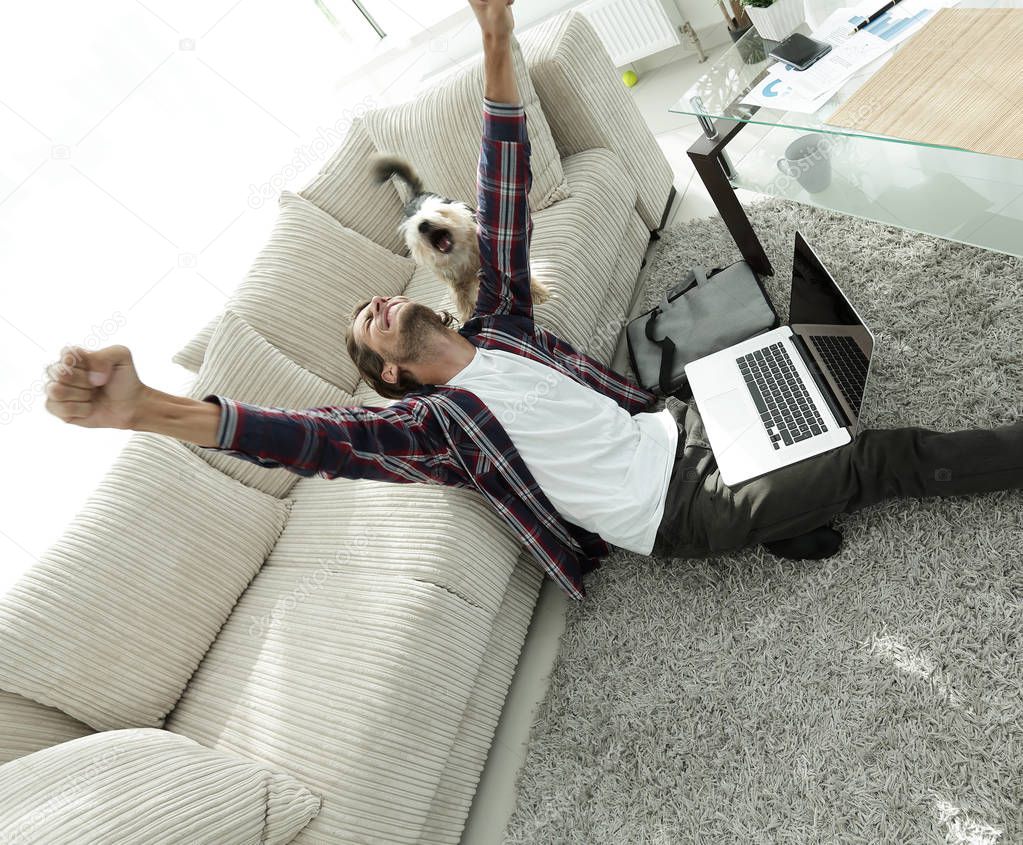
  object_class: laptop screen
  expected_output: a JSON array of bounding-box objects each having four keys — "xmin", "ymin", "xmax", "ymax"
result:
[
  {"xmin": 790, "ymin": 232, "xmax": 864, "ymax": 327},
  {"xmin": 788, "ymin": 232, "xmax": 874, "ymax": 432}
]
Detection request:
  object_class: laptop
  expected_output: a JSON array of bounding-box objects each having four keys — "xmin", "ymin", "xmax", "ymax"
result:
[{"xmin": 684, "ymin": 232, "xmax": 875, "ymax": 487}]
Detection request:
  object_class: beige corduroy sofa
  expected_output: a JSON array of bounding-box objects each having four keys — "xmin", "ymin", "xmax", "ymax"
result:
[{"xmin": 0, "ymin": 12, "xmax": 674, "ymax": 844}]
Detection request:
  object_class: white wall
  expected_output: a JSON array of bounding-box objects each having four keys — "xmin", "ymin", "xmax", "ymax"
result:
[
  {"xmin": 672, "ymin": 0, "xmax": 734, "ymax": 37},
  {"xmin": 334, "ymin": 0, "xmax": 733, "ymax": 109},
  {"xmin": 622, "ymin": 0, "xmax": 735, "ymax": 77},
  {"xmin": 0, "ymin": 0, "xmax": 390, "ymax": 595},
  {"xmin": 333, "ymin": 0, "xmax": 578, "ymax": 108}
]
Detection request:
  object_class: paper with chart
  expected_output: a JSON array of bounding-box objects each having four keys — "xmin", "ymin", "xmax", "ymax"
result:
[
  {"xmin": 740, "ymin": 0, "xmax": 955, "ymax": 113},
  {"xmin": 739, "ymin": 74, "xmax": 836, "ymax": 112}
]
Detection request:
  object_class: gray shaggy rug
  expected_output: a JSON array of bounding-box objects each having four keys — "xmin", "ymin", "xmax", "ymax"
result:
[{"xmin": 502, "ymin": 200, "xmax": 1023, "ymax": 844}]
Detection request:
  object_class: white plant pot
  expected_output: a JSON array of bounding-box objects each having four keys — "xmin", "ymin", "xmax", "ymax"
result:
[{"xmin": 745, "ymin": 0, "xmax": 805, "ymax": 41}]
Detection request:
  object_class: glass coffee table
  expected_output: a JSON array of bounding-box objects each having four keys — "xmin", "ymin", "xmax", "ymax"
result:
[{"xmin": 670, "ymin": 0, "xmax": 1023, "ymax": 276}]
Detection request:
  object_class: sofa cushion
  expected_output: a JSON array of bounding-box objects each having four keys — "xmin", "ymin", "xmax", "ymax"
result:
[
  {"xmin": 589, "ymin": 206, "xmax": 650, "ymax": 367},
  {"xmin": 186, "ymin": 311, "xmax": 355, "ymax": 497},
  {"xmin": 363, "ymin": 34, "xmax": 570, "ymax": 215},
  {"xmin": 173, "ymin": 316, "xmax": 218, "ymax": 373},
  {"xmin": 172, "ymin": 191, "xmax": 416, "ymax": 381},
  {"xmin": 352, "ymin": 377, "xmax": 398, "ymax": 408},
  {"xmin": 0, "ymin": 728, "xmax": 320, "ymax": 845},
  {"xmin": 421, "ymin": 554, "xmax": 543, "ymax": 839},
  {"xmin": 164, "ymin": 473, "xmax": 523, "ymax": 844},
  {"xmin": 528, "ymin": 148, "xmax": 636, "ymax": 349},
  {"xmin": 0, "ymin": 433, "xmax": 291, "ymax": 731},
  {"xmin": 0, "ymin": 690, "xmax": 93, "ymax": 765},
  {"xmin": 298, "ymin": 119, "xmax": 408, "ymax": 255}
]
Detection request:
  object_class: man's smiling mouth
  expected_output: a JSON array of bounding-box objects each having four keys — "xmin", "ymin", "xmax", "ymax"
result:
[{"xmin": 385, "ymin": 300, "xmax": 401, "ymax": 328}]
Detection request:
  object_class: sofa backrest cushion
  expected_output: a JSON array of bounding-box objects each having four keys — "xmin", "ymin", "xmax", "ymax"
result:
[
  {"xmin": 363, "ymin": 33, "xmax": 570, "ymax": 214},
  {"xmin": 172, "ymin": 315, "xmax": 218, "ymax": 374},
  {"xmin": 0, "ymin": 433, "xmax": 291, "ymax": 731},
  {"xmin": 298, "ymin": 119, "xmax": 408, "ymax": 256},
  {"xmin": 172, "ymin": 191, "xmax": 416, "ymax": 381},
  {"xmin": 186, "ymin": 311, "xmax": 355, "ymax": 497},
  {"xmin": 0, "ymin": 728, "xmax": 320, "ymax": 845}
]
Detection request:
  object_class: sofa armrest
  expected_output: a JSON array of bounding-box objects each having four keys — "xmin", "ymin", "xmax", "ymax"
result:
[
  {"xmin": 520, "ymin": 10, "xmax": 675, "ymax": 231},
  {"xmin": 0, "ymin": 728, "xmax": 320, "ymax": 845}
]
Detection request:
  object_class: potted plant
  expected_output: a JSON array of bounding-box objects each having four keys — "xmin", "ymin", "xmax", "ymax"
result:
[
  {"xmin": 716, "ymin": 0, "xmax": 767, "ymax": 63},
  {"xmin": 741, "ymin": 0, "xmax": 805, "ymax": 42},
  {"xmin": 716, "ymin": 0, "xmax": 753, "ymax": 42}
]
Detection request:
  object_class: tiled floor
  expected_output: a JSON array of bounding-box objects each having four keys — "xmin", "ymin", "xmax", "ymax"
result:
[{"xmin": 460, "ymin": 46, "xmax": 767, "ymax": 845}]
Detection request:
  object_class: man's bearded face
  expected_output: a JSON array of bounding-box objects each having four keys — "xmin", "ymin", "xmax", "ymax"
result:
[{"xmin": 353, "ymin": 296, "xmax": 446, "ymax": 365}]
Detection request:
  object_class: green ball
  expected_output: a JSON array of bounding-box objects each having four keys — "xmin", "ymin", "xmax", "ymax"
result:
[{"xmin": 622, "ymin": 70, "xmax": 638, "ymax": 87}]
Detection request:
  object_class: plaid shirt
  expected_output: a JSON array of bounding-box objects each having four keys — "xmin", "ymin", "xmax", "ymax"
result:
[{"xmin": 201, "ymin": 98, "xmax": 657, "ymax": 600}]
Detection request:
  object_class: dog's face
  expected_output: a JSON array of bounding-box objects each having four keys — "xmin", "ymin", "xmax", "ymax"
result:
[{"xmin": 399, "ymin": 194, "xmax": 477, "ymax": 274}]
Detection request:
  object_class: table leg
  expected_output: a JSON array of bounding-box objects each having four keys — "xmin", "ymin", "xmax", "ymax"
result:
[
  {"xmin": 687, "ymin": 119, "xmax": 773, "ymax": 277},
  {"xmin": 696, "ymin": 112, "xmax": 735, "ymax": 180}
]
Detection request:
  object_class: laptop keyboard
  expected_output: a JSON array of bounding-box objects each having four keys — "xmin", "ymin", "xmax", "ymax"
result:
[
  {"xmin": 808, "ymin": 334, "xmax": 868, "ymax": 411},
  {"xmin": 737, "ymin": 342, "xmax": 826, "ymax": 450}
]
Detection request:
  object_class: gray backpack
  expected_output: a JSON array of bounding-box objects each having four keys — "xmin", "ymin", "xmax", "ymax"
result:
[{"xmin": 626, "ymin": 260, "xmax": 779, "ymax": 400}]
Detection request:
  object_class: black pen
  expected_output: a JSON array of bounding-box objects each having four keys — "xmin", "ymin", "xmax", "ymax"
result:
[{"xmin": 849, "ymin": 0, "xmax": 906, "ymax": 34}]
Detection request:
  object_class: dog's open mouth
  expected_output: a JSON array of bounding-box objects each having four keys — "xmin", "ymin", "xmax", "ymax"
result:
[{"xmin": 429, "ymin": 228, "xmax": 453, "ymax": 254}]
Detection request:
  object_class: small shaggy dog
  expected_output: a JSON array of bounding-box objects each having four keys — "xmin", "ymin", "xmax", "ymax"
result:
[{"xmin": 371, "ymin": 153, "xmax": 551, "ymax": 321}]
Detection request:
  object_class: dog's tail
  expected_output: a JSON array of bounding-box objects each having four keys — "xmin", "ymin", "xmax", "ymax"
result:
[{"xmin": 370, "ymin": 153, "xmax": 424, "ymax": 196}]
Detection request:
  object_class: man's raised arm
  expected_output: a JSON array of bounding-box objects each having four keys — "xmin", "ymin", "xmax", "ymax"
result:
[
  {"xmin": 469, "ymin": 0, "xmax": 535, "ymax": 321},
  {"xmin": 44, "ymin": 345, "xmax": 432, "ymax": 484}
]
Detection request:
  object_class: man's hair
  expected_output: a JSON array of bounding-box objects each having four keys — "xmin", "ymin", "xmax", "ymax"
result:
[{"xmin": 345, "ymin": 299, "xmax": 458, "ymax": 400}]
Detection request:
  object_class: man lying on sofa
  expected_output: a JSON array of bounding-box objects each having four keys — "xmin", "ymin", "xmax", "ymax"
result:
[{"xmin": 44, "ymin": 0, "xmax": 1023, "ymax": 602}]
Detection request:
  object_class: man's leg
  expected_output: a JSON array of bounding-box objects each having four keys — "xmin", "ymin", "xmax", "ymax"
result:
[
  {"xmin": 761, "ymin": 524, "xmax": 843, "ymax": 560},
  {"xmin": 655, "ymin": 401, "xmax": 1023, "ymax": 557}
]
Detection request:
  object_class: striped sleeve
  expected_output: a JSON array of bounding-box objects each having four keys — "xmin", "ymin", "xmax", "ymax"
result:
[
  {"xmin": 199, "ymin": 395, "xmax": 436, "ymax": 484},
  {"xmin": 472, "ymin": 97, "xmax": 534, "ymax": 321}
]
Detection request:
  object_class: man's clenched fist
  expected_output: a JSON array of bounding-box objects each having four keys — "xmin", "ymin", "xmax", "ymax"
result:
[{"xmin": 44, "ymin": 345, "xmax": 148, "ymax": 430}]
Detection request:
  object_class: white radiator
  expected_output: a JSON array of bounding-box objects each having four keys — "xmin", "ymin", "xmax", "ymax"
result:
[{"xmin": 579, "ymin": 0, "xmax": 680, "ymax": 66}]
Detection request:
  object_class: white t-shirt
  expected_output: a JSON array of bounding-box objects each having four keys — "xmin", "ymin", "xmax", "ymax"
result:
[{"xmin": 446, "ymin": 346, "xmax": 678, "ymax": 554}]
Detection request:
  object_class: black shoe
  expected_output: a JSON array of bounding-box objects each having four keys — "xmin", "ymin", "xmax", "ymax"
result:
[{"xmin": 762, "ymin": 524, "xmax": 843, "ymax": 560}]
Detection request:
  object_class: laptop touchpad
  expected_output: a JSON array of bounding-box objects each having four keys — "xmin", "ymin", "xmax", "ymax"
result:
[{"xmin": 702, "ymin": 388, "xmax": 759, "ymax": 455}]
